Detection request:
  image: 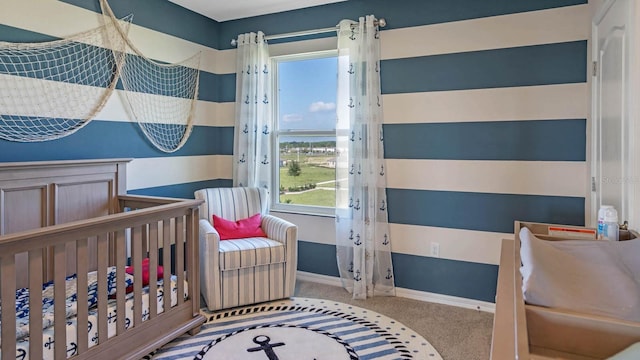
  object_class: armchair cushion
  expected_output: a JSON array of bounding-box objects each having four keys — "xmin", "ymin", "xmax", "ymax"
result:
[
  {"xmin": 213, "ymin": 213, "xmax": 267, "ymax": 240},
  {"xmin": 219, "ymin": 237, "xmax": 285, "ymax": 270}
]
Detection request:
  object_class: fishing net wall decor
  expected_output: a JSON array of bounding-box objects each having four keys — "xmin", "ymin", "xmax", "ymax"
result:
[
  {"xmin": 0, "ymin": 14, "xmax": 130, "ymax": 142},
  {"xmin": 0, "ymin": 0, "xmax": 201, "ymax": 153},
  {"xmin": 100, "ymin": 0, "xmax": 201, "ymax": 153}
]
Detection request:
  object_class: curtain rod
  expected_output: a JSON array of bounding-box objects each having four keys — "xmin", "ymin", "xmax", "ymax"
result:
[{"xmin": 230, "ymin": 18, "xmax": 386, "ymax": 47}]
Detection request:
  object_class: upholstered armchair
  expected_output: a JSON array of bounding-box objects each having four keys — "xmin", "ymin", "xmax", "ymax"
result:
[{"xmin": 194, "ymin": 187, "xmax": 298, "ymax": 311}]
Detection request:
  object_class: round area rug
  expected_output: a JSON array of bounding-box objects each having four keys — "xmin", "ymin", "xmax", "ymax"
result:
[{"xmin": 150, "ymin": 297, "xmax": 442, "ymax": 360}]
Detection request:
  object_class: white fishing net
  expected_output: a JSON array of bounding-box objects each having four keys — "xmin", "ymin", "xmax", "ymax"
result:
[
  {"xmin": 0, "ymin": 14, "xmax": 130, "ymax": 142},
  {"xmin": 0, "ymin": 0, "xmax": 201, "ymax": 152},
  {"xmin": 100, "ymin": 0, "xmax": 201, "ymax": 153}
]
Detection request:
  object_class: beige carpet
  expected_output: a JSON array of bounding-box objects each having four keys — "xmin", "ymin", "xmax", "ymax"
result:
[{"xmin": 294, "ymin": 280, "xmax": 494, "ymax": 360}]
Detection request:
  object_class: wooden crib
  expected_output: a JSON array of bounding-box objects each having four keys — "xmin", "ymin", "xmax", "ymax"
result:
[{"xmin": 0, "ymin": 158, "xmax": 205, "ymax": 360}]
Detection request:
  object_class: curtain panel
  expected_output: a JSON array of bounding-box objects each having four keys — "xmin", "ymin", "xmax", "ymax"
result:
[
  {"xmin": 233, "ymin": 32, "xmax": 272, "ymax": 190},
  {"xmin": 335, "ymin": 16, "xmax": 396, "ymax": 299}
]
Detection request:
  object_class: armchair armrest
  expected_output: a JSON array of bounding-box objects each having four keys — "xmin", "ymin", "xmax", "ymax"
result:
[
  {"xmin": 199, "ymin": 218, "xmax": 221, "ymax": 265},
  {"xmin": 199, "ymin": 218, "xmax": 219, "ymax": 239},
  {"xmin": 262, "ymin": 215, "xmax": 297, "ymax": 245},
  {"xmin": 198, "ymin": 218, "xmax": 221, "ymax": 311}
]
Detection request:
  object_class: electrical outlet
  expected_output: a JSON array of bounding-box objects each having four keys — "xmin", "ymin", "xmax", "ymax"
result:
[{"xmin": 430, "ymin": 242, "xmax": 440, "ymax": 257}]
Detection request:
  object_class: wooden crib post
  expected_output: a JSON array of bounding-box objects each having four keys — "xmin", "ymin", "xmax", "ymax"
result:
[{"xmin": 1, "ymin": 254, "xmax": 17, "ymax": 360}]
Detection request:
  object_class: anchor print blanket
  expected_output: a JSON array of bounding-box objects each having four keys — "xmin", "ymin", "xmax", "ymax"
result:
[{"xmin": 0, "ymin": 267, "xmax": 185, "ymax": 360}]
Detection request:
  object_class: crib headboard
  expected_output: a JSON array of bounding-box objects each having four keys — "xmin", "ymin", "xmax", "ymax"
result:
[
  {"xmin": 0, "ymin": 158, "xmax": 131, "ymax": 286},
  {"xmin": 0, "ymin": 158, "xmax": 131, "ymax": 235}
]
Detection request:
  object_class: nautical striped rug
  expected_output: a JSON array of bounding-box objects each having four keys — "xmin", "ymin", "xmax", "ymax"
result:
[{"xmin": 150, "ymin": 297, "xmax": 442, "ymax": 360}]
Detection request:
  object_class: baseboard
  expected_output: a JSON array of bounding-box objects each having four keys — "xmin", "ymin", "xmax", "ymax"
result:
[{"xmin": 297, "ymin": 271, "xmax": 496, "ymax": 313}]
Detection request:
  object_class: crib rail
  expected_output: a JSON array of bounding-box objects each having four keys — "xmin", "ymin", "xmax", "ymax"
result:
[{"xmin": 0, "ymin": 196, "xmax": 202, "ymax": 360}]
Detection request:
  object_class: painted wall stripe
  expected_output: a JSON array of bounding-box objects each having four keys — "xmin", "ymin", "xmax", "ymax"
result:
[
  {"xmin": 1, "ymin": 1, "xmax": 221, "ymax": 75},
  {"xmin": 127, "ymin": 155, "xmax": 232, "ymax": 190},
  {"xmin": 389, "ymin": 224, "xmax": 509, "ymax": 266},
  {"xmin": 297, "ymin": 240, "xmax": 499, "ymax": 302},
  {"xmin": 288, "ymin": 219, "xmax": 508, "ymax": 266},
  {"xmin": 392, "ymin": 252, "xmax": 498, "ymax": 303},
  {"xmin": 127, "ymin": 179, "xmax": 232, "ymax": 199},
  {"xmin": 381, "ymin": 5, "xmax": 589, "ymax": 60},
  {"xmin": 86, "ymin": 90, "xmax": 233, "ymax": 127},
  {"xmin": 383, "ymin": 120, "xmax": 586, "ymax": 161},
  {"xmin": 297, "ymin": 240, "xmax": 340, "ymax": 277},
  {"xmin": 213, "ymin": 102, "xmax": 236, "ymax": 127},
  {"xmin": 60, "ymin": 0, "xmax": 221, "ymax": 50},
  {"xmin": 0, "ymin": 24, "xmax": 228, "ymax": 103},
  {"xmin": 386, "ymin": 159, "xmax": 587, "ymax": 197},
  {"xmin": 219, "ymin": 0, "xmax": 586, "ymax": 50},
  {"xmin": 382, "ymin": 83, "xmax": 588, "ymax": 124},
  {"xmin": 199, "ymin": 72, "xmax": 236, "ymax": 103},
  {"xmin": 387, "ymin": 188, "xmax": 585, "ymax": 234},
  {"xmin": 381, "ymin": 41, "xmax": 587, "ymax": 94},
  {"xmin": 0, "ymin": 121, "xmax": 234, "ymax": 162}
]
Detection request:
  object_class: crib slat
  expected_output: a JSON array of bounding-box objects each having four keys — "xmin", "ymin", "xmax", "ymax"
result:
[
  {"xmin": 53, "ymin": 243, "xmax": 67, "ymax": 359},
  {"xmin": 28, "ymin": 249, "xmax": 44, "ymax": 359},
  {"xmin": 97, "ymin": 234, "xmax": 108, "ymax": 345},
  {"xmin": 76, "ymin": 238, "xmax": 89, "ymax": 354},
  {"xmin": 1, "ymin": 255, "xmax": 17, "ymax": 360},
  {"xmin": 188, "ymin": 208, "xmax": 201, "ymax": 317},
  {"xmin": 162, "ymin": 219, "xmax": 172, "ymax": 312},
  {"xmin": 115, "ymin": 229, "xmax": 126, "ymax": 334},
  {"xmin": 148, "ymin": 221, "xmax": 159, "ymax": 320},
  {"xmin": 132, "ymin": 225, "xmax": 143, "ymax": 325},
  {"xmin": 176, "ymin": 216, "xmax": 185, "ymax": 306}
]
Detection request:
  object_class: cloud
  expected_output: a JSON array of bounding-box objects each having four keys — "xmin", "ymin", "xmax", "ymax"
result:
[
  {"xmin": 309, "ymin": 101, "xmax": 336, "ymax": 112},
  {"xmin": 282, "ymin": 113, "xmax": 303, "ymax": 122}
]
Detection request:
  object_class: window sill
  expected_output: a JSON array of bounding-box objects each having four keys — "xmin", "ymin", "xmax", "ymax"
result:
[{"xmin": 270, "ymin": 206, "xmax": 335, "ymax": 218}]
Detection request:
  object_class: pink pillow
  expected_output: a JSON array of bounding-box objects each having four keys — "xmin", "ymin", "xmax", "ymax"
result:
[
  {"xmin": 212, "ymin": 213, "xmax": 267, "ymax": 240},
  {"xmin": 124, "ymin": 258, "xmax": 164, "ymax": 294}
]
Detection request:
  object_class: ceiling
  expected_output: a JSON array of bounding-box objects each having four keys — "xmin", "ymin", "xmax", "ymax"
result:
[{"xmin": 168, "ymin": 0, "xmax": 348, "ymax": 22}]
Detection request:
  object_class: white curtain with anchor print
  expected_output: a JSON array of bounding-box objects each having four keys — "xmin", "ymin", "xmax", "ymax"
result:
[
  {"xmin": 233, "ymin": 32, "xmax": 272, "ymax": 189},
  {"xmin": 335, "ymin": 16, "xmax": 395, "ymax": 299}
]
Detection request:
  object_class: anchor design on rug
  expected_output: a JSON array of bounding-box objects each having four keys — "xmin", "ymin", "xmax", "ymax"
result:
[{"xmin": 247, "ymin": 335, "xmax": 285, "ymax": 360}]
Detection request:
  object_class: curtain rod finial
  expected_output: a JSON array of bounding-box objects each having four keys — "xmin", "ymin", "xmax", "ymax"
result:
[{"xmin": 378, "ymin": 18, "xmax": 386, "ymax": 28}]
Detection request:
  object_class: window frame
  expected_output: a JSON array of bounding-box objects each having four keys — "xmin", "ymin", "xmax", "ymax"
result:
[{"xmin": 270, "ymin": 50, "xmax": 338, "ymax": 216}]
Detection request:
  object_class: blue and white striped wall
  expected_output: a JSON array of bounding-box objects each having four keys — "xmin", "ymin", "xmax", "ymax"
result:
[
  {"xmin": 222, "ymin": 0, "xmax": 591, "ymax": 306},
  {"xmin": 0, "ymin": 0, "xmax": 591, "ymax": 306}
]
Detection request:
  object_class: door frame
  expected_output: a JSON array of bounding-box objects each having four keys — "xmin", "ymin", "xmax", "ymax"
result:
[{"xmin": 590, "ymin": 0, "xmax": 640, "ymax": 229}]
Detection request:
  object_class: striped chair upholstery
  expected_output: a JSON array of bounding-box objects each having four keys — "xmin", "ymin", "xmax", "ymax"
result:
[{"xmin": 195, "ymin": 187, "xmax": 298, "ymax": 311}]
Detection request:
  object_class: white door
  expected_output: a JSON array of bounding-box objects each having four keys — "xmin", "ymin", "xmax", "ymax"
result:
[{"xmin": 591, "ymin": 0, "xmax": 637, "ymax": 228}]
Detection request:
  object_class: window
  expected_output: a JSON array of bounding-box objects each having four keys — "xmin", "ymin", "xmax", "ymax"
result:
[{"xmin": 272, "ymin": 51, "xmax": 338, "ymax": 215}]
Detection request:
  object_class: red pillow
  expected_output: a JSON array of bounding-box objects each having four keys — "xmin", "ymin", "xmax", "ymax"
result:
[
  {"xmin": 213, "ymin": 213, "xmax": 267, "ymax": 240},
  {"xmin": 125, "ymin": 258, "xmax": 164, "ymax": 293}
]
